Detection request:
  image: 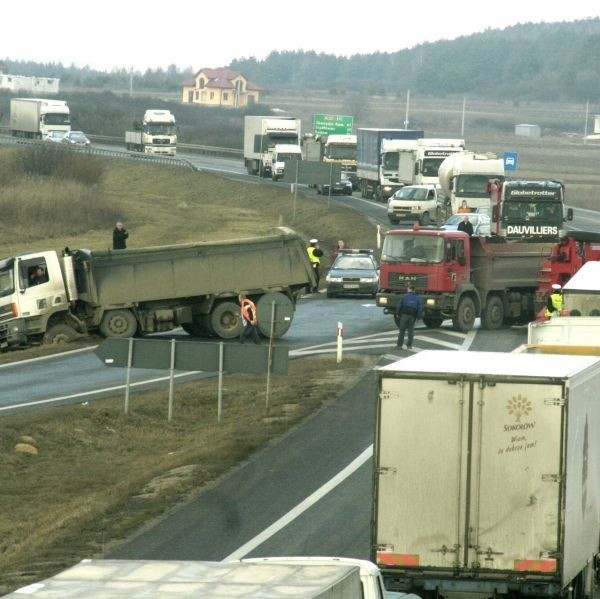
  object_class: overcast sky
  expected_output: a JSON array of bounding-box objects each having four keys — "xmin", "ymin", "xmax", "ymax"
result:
[{"xmin": 2, "ymin": 1, "xmax": 598, "ymax": 73}]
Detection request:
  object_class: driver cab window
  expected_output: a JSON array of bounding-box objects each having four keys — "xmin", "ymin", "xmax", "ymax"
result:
[
  {"xmin": 447, "ymin": 240, "xmax": 465, "ymax": 263},
  {"xmin": 22, "ymin": 260, "xmax": 49, "ymax": 288}
]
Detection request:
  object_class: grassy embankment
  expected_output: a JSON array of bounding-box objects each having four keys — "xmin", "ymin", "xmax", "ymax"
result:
[{"xmin": 0, "ymin": 145, "xmax": 378, "ymax": 593}]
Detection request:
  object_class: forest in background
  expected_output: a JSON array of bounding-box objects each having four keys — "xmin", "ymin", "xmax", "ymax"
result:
[{"xmin": 3, "ymin": 19, "xmax": 600, "ymax": 102}]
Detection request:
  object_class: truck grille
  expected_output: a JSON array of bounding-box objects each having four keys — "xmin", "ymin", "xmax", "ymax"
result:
[{"xmin": 389, "ymin": 272, "xmax": 428, "ymax": 289}]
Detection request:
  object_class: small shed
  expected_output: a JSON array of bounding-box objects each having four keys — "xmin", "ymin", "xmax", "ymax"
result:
[{"xmin": 515, "ymin": 124, "xmax": 541, "ymax": 137}]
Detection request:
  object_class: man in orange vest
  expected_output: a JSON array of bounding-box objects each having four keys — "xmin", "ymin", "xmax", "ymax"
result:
[{"xmin": 239, "ymin": 294, "xmax": 260, "ymax": 344}]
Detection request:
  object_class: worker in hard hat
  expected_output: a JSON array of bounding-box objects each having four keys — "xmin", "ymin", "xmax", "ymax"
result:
[{"xmin": 544, "ymin": 283, "xmax": 564, "ymax": 318}]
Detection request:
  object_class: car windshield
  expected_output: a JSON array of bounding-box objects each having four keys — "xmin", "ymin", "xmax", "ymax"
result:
[
  {"xmin": 70, "ymin": 132, "xmax": 86, "ymax": 140},
  {"xmin": 381, "ymin": 234, "xmax": 445, "ymax": 263},
  {"xmin": 393, "ymin": 187, "xmax": 429, "ymax": 201},
  {"xmin": 333, "ymin": 256, "xmax": 376, "ymax": 270},
  {"xmin": 445, "ymin": 214, "xmax": 483, "ymax": 226}
]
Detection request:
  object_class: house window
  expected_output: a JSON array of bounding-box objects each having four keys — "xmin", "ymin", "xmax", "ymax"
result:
[
  {"xmin": 210, "ymin": 92, "xmax": 214, "ymax": 100},
  {"xmin": 201, "ymin": 92, "xmax": 206, "ymax": 101},
  {"xmin": 223, "ymin": 92, "xmax": 228, "ymax": 101},
  {"xmin": 189, "ymin": 91, "xmax": 194, "ymax": 102},
  {"xmin": 198, "ymin": 78, "xmax": 205, "ymax": 89}
]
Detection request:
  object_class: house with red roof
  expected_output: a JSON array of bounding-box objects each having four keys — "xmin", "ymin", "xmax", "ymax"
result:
[{"xmin": 182, "ymin": 68, "xmax": 261, "ymax": 108}]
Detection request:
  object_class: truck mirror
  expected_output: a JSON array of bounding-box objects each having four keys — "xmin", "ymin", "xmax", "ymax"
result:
[
  {"xmin": 491, "ymin": 206, "xmax": 499, "ymax": 223},
  {"xmin": 566, "ymin": 207, "xmax": 574, "ymax": 221},
  {"xmin": 414, "ymin": 163, "xmax": 419, "ymax": 175}
]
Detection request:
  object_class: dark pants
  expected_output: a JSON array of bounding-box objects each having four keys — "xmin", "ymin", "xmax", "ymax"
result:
[
  {"xmin": 396, "ymin": 313, "xmax": 416, "ymax": 348},
  {"xmin": 311, "ymin": 263, "xmax": 320, "ymax": 292},
  {"xmin": 240, "ymin": 323, "xmax": 260, "ymax": 344}
]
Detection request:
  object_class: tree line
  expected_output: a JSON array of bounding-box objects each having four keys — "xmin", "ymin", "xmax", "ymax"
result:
[{"xmin": 3, "ymin": 19, "xmax": 600, "ymax": 102}]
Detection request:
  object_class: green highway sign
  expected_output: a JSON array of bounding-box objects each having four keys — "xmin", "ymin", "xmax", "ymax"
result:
[{"xmin": 313, "ymin": 114, "xmax": 353, "ymax": 136}]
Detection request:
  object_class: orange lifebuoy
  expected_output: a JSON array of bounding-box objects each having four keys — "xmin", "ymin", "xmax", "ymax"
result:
[{"xmin": 240, "ymin": 298, "xmax": 257, "ymax": 324}]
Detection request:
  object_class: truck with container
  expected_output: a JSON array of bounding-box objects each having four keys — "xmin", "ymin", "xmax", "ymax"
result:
[
  {"xmin": 490, "ymin": 179, "xmax": 573, "ymax": 241},
  {"xmin": 396, "ymin": 138, "xmax": 466, "ymax": 187},
  {"xmin": 4, "ymin": 557, "xmax": 379, "ymax": 598},
  {"xmin": 386, "ymin": 184, "xmax": 445, "ymax": 225},
  {"xmin": 9, "ymin": 97, "xmax": 71, "ymax": 139},
  {"xmin": 438, "ymin": 150, "xmax": 505, "ymax": 215},
  {"xmin": 0, "ymin": 227, "xmax": 315, "ymax": 350},
  {"xmin": 356, "ymin": 128, "xmax": 424, "ymax": 201},
  {"xmin": 244, "ymin": 115, "xmax": 302, "ymax": 178},
  {"xmin": 375, "ymin": 228, "xmax": 550, "ymax": 331},
  {"xmin": 373, "ymin": 349, "xmax": 600, "ymax": 599},
  {"xmin": 125, "ymin": 109, "xmax": 177, "ymax": 156}
]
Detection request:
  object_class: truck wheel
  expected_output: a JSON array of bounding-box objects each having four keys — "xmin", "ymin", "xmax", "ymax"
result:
[
  {"xmin": 99, "ymin": 309, "xmax": 138, "ymax": 338},
  {"xmin": 452, "ymin": 296, "xmax": 476, "ymax": 332},
  {"xmin": 420, "ymin": 212, "xmax": 430, "ymax": 226},
  {"xmin": 423, "ymin": 316, "xmax": 443, "ymax": 328},
  {"xmin": 256, "ymin": 292, "xmax": 294, "ymax": 338},
  {"xmin": 481, "ymin": 295, "xmax": 504, "ymax": 330},
  {"xmin": 209, "ymin": 301, "xmax": 242, "ymax": 339},
  {"xmin": 44, "ymin": 323, "xmax": 78, "ymax": 344}
]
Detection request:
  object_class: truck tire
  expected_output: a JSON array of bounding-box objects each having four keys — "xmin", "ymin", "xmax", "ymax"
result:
[
  {"xmin": 208, "ymin": 301, "xmax": 242, "ymax": 339},
  {"xmin": 423, "ymin": 315, "xmax": 443, "ymax": 328},
  {"xmin": 481, "ymin": 295, "xmax": 504, "ymax": 330},
  {"xmin": 452, "ymin": 296, "xmax": 476, "ymax": 332},
  {"xmin": 44, "ymin": 323, "xmax": 78, "ymax": 344},
  {"xmin": 256, "ymin": 292, "xmax": 294, "ymax": 338},
  {"xmin": 99, "ymin": 309, "xmax": 138, "ymax": 338},
  {"xmin": 420, "ymin": 212, "xmax": 430, "ymax": 226}
]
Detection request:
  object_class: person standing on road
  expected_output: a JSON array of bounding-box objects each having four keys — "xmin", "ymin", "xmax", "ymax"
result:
[
  {"xmin": 306, "ymin": 238, "xmax": 324, "ymax": 293},
  {"xmin": 395, "ymin": 284, "xmax": 423, "ymax": 350},
  {"xmin": 457, "ymin": 215, "xmax": 474, "ymax": 236},
  {"xmin": 113, "ymin": 221, "xmax": 129, "ymax": 250},
  {"xmin": 239, "ymin": 294, "xmax": 261, "ymax": 344}
]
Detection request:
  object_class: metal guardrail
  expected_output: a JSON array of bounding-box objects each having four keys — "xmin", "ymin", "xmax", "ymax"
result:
[{"xmin": 0, "ymin": 126, "xmax": 242, "ymax": 160}]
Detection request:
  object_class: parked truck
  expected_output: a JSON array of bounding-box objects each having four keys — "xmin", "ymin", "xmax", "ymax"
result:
[
  {"xmin": 376, "ymin": 228, "xmax": 550, "ymax": 331},
  {"xmin": 438, "ymin": 150, "xmax": 505, "ymax": 215},
  {"xmin": 125, "ymin": 109, "xmax": 177, "ymax": 155},
  {"xmin": 373, "ymin": 349, "xmax": 600, "ymax": 599},
  {"xmin": 490, "ymin": 179, "xmax": 573, "ymax": 241},
  {"xmin": 0, "ymin": 227, "xmax": 315, "ymax": 349},
  {"xmin": 244, "ymin": 115, "xmax": 302, "ymax": 178},
  {"xmin": 4, "ymin": 558, "xmax": 373, "ymax": 598},
  {"xmin": 396, "ymin": 138, "xmax": 466, "ymax": 187},
  {"xmin": 10, "ymin": 97, "xmax": 71, "ymax": 139},
  {"xmin": 356, "ymin": 128, "xmax": 424, "ymax": 201}
]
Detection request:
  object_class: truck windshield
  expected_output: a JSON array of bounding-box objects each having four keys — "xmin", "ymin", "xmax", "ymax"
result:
[
  {"xmin": 455, "ymin": 174, "xmax": 493, "ymax": 197},
  {"xmin": 277, "ymin": 153, "xmax": 301, "ymax": 162},
  {"xmin": 0, "ymin": 263, "xmax": 15, "ymax": 297},
  {"xmin": 43, "ymin": 113, "xmax": 71, "ymax": 126},
  {"xmin": 146, "ymin": 124, "xmax": 176, "ymax": 135},
  {"xmin": 502, "ymin": 201, "xmax": 562, "ymax": 223},
  {"xmin": 382, "ymin": 152, "xmax": 399, "ymax": 169},
  {"xmin": 422, "ymin": 157, "xmax": 444, "ymax": 177},
  {"xmin": 381, "ymin": 235, "xmax": 445, "ymax": 263}
]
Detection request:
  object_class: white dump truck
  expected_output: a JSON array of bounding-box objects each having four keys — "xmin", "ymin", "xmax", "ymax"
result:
[
  {"xmin": 125, "ymin": 109, "xmax": 177, "ymax": 155},
  {"xmin": 0, "ymin": 227, "xmax": 315, "ymax": 349},
  {"xmin": 373, "ymin": 349, "xmax": 600, "ymax": 599},
  {"xmin": 9, "ymin": 97, "xmax": 71, "ymax": 139},
  {"xmin": 4, "ymin": 558, "xmax": 383, "ymax": 598}
]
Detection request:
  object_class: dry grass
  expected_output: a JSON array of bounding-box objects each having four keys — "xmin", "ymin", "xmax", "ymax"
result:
[{"xmin": 0, "ymin": 354, "xmax": 378, "ymax": 593}]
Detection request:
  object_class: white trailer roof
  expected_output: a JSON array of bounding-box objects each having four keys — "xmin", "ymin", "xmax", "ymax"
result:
[
  {"xmin": 378, "ymin": 350, "xmax": 600, "ymax": 378},
  {"xmin": 562, "ymin": 261, "xmax": 600, "ymax": 292}
]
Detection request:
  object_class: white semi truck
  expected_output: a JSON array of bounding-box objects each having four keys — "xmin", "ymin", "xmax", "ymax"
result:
[
  {"xmin": 373, "ymin": 349, "xmax": 600, "ymax": 599},
  {"xmin": 4, "ymin": 557, "xmax": 400, "ymax": 598},
  {"xmin": 125, "ymin": 109, "xmax": 177, "ymax": 156},
  {"xmin": 244, "ymin": 115, "xmax": 302, "ymax": 178},
  {"xmin": 438, "ymin": 150, "xmax": 505, "ymax": 214},
  {"xmin": 9, "ymin": 97, "xmax": 71, "ymax": 139}
]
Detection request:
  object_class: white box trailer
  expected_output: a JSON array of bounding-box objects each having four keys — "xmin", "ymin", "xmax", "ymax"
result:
[
  {"xmin": 4, "ymin": 558, "xmax": 365, "ymax": 598},
  {"xmin": 373, "ymin": 350, "xmax": 600, "ymax": 599}
]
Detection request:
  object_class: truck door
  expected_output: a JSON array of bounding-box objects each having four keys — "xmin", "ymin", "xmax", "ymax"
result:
[
  {"xmin": 467, "ymin": 380, "xmax": 562, "ymax": 573},
  {"xmin": 17, "ymin": 257, "xmax": 67, "ymax": 321},
  {"xmin": 375, "ymin": 377, "xmax": 563, "ymax": 575},
  {"xmin": 375, "ymin": 378, "xmax": 469, "ymax": 569}
]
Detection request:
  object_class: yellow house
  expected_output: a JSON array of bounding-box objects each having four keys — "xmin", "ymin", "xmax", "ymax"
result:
[{"xmin": 182, "ymin": 68, "xmax": 261, "ymax": 108}]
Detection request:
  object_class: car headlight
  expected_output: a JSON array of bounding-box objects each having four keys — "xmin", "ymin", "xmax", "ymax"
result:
[
  {"xmin": 327, "ymin": 276, "xmax": 343, "ymax": 283},
  {"xmin": 360, "ymin": 276, "xmax": 378, "ymax": 283}
]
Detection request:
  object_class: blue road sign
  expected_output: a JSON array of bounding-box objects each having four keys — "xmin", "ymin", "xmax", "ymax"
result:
[{"xmin": 503, "ymin": 151, "xmax": 519, "ymax": 171}]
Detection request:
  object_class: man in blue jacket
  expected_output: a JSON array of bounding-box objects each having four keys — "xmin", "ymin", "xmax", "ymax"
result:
[{"xmin": 395, "ymin": 284, "xmax": 423, "ymax": 349}]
